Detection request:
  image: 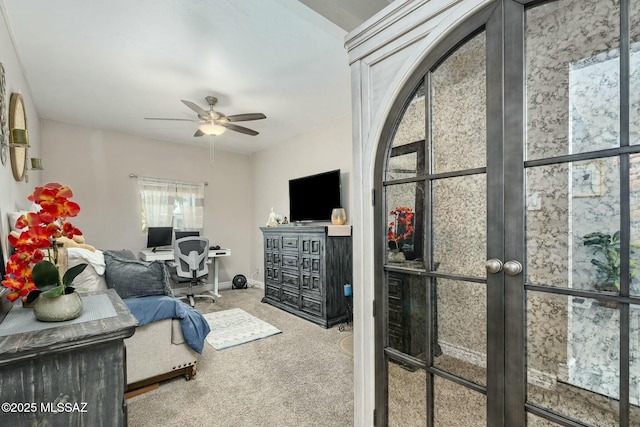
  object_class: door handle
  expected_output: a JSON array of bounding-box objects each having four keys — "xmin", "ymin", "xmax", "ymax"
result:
[
  {"xmin": 485, "ymin": 259, "xmax": 503, "ymax": 274},
  {"xmin": 503, "ymin": 260, "xmax": 523, "ymax": 276}
]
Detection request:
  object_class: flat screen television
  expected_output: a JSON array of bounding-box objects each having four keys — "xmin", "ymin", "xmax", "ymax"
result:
[
  {"xmin": 289, "ymin": 169, "xmax": 341, "ymax": 223},
  {"xmin": 147, "ymin": 226, "xmax": 173, "ymax": 252}
]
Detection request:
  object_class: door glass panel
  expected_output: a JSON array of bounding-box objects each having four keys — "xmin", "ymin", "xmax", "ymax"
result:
[
  {"xmin": 387, "ymin": 140, "xmax": 426, "ymax": 181},
  {"xmin": 386, "ymin": 272, "xmax": 426, "ymax": 361},
  {"xmin": 432, "ymin": 174, "xmax": 486, "ymax": 278},
  {"xmin": 391, "ymin": 81, "xmax": 425, "ymax": 150},
  {"xmin": 525, "ymin": 0, "xmax": 621, "ymax": 161},
  {"xmin": 526, "ymin": 158, "xmax": 621, "ymax": 291},
  {"xmin": 630, "ymin": 154, "xmax": 640, "ymax": 296},
  {"xmin": 431, "ymin": 31, "xmax": 486, "ymax": 174},
  {"xmin": 526, "ymin": 291, "xmax": 620, "ymax": 426},
  {"xmin": 388, "ymin": 361, "xmax": 426, "ymax": 427},
  {"xmin": 434, "ymin": 278, "xmax": 486, "ymax": 386},
  {"xmin": 632, "ymin": 304, "xmax": 640, "ymax": 422},
  {"xmin": 433, "ymin": 376, "xmax": 486, "ymax": 427},
  {"xmin": 386, "ymin": 182, "xmax": 424, "ymax": 266},
  {"xmin": 632, "ymin": 0, "xmax": 640, "ymax": 146}
]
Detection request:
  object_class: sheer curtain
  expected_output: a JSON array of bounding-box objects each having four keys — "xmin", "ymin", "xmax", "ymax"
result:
[
  {"xmin": 137, "ymin": 178, "xmax": 176, "ymax": 230},
  {"xmin": 175, "ymin": 182, "xmax": 205, "ymax": 230}
]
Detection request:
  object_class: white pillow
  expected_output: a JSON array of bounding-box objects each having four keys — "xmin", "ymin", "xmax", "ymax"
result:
[
  {"xmin": 7, "ymin": 210, "xmax": 31, "ymax": 232},
  {"xmin": 67, "ymin": 248, "xmax": 108, "ymax": 293}
]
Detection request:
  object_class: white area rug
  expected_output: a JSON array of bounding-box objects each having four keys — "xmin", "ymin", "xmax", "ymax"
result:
[{"xmin": 204, "ymin": 308, "xmax": 281, "ymax": 350}]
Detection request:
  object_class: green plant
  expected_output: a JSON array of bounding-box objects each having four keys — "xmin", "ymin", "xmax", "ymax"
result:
[{"xmin": 582, "ymin": 231, "xmax": 639, "ymax": 290}]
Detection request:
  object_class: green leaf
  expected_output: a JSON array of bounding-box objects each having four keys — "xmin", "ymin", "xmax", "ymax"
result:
[
  {"xmin": 32, "ymin": 260, "xmax": 60, "ymax": 288},
  {"xmin": 40, "ymin": 286, "xmax": 65, "ymax": 298},
  {"xmin": 25, "ymin": 290, "xmax": 41, "ymax": 304},
  {"xmin": 62, "ymin": 263, "xmax": 88, "ymax": 287}
]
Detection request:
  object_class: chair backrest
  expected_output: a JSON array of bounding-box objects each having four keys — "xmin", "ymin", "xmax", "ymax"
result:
[{"xmin": 173, "ymin": 237, "xmax": 209, "ymax": 280}]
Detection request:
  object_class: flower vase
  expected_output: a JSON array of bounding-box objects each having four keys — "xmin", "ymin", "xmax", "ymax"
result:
[
  {"xmin": 388, "ymin": 250, "xmax": 406, "ymax": 264},
  {"xmin": 33, "ymin": 292, "xmax": 83, "ymax": 322}
]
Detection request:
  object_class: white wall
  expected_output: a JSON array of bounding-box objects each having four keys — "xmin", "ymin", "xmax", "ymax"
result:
[
  {"xmin": 0, "ymin": 7, "xmax": 42, "ymax": 258},
  {"xmin": 41, "ymin": 120, "xmax": 252, "ymax": 283},
  {"xmin": 249, "ymin": 113, "xmax": 352, "ymax": 281}
]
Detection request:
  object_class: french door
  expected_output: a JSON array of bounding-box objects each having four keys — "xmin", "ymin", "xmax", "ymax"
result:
[{"xmin": 376, "ymin": 0, "xmax": 640, "ymax": 426}]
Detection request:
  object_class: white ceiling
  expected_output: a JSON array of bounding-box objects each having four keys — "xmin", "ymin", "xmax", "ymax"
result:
[{"xmin": 1, "ymin": 0, "xmax": 393, "ymax": 154}]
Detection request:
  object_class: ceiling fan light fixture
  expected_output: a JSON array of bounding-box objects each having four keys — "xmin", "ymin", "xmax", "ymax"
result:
[{"xmin": 198, "ymin": 123, "xmax": 226, "ymax": 136}]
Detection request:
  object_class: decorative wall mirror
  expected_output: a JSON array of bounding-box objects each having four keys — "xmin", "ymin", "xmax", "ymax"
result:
[
  {"xmin": 0, "ymin": 63, "xmax": 7, "ymax": 166},
  {"xmin": 8, "ymin": 92, "xmax": 28, "ymax": 181}
]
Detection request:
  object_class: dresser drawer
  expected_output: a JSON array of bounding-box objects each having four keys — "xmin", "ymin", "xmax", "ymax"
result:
[
  {"xmin": 281, "ymin": 253, "xmax": 298, "ymax": 269},
  {"xmin": 301, "ymin": 273, "xmax": 321, "ymax": 295},
  {"xmin": 388, "ymin": 276, "xmax": 403, "ymax": 297},
  {"xmin": 282, "ymin": 270, "xmax": 298, "ymax": 287},
  {"xmin": 265, "ymin": 266, "xmax": 280, "ymax": 282},
  {"xmin": 265, "ymin": 237, "xmax": 280, "ymax": 250},
  {"xmin": 282, "ymin": 236, "xmax": 299, "ymax": 250},
  {"xmin": 265, "ymin": 285, "xmax": 280, "ymax": 300},
  {"xmin": 301, "ymin": 256, "xmax": 320, "ymax": 274},
  {"xmin": 388, "ymin": 331, "xmax": 405, "ymax": 350},
  {"xmin": 301, "ymin": 237, "xmax": 322, "ymax": 255},
  {"xmin": 282, "ymin": 288, "xmax": 299, "ymax": 309},
  {"xmin": 301, "ymin": 296, "xmax": 323, "ymax": 317}
]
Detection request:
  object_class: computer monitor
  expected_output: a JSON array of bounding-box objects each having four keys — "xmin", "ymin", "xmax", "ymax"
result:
[
  {"xmin": 146, "ymin": 226, "xmax": 173, "ymax": 252},
  {"xmin": 175, "ymin": 230, "xmax": 200, "ymax": 240}
]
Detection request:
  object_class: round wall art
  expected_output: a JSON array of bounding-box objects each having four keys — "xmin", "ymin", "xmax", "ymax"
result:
[{"xmin": 9, "ymin": 92, "xmax": 28, "ymax": 181}]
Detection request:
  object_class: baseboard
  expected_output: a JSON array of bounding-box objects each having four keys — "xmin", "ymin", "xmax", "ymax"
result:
[
  {"xmin": 248, "ymin": 279, "xmax": 264, "ymax": 289},
  {"xmin": 218, "ymin": 279, "xmax": 264, "ymax": 291},
  {"xmin": 439, "ymin": 340, "xmax": 555, "ymax": 389}
]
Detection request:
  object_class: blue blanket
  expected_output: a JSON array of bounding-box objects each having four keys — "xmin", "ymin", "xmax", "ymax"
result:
[{"xmin": 124, "ymin": 296, "xmax": 210, "ymax": 354}]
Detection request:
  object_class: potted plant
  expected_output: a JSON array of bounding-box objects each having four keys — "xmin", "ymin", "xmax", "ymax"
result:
[
  {"xmin": 2, "ymin": 183, "xmax": 87, "ymax": 321},
  {"xmin": 387, "ymin": 206, "xmax": 414, "ymax": 263},
  {"xmin": 582, "ymin": 231, "xmax": 639, "ymax": 293}
]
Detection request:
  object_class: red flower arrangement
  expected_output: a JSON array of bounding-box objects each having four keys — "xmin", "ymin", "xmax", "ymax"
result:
[
  {"xmin": 388, "ymin": 206, "xmax": 414, "ymax": 252},
  {"xmin": 2, "ymin": 183, "xmax": 86, "ymax": 302}
]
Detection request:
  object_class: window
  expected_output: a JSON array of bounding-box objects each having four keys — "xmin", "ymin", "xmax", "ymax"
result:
[{"xmin": 137, "ymin": 177, "xmax": 205, "ymax": 232}]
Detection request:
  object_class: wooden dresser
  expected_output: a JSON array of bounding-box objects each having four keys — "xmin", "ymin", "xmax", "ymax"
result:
[
  {"xmin": 0, "ymin": 289, "xmax": 137, "ymax": 426},
  {"xmin": 261, "ymin": 226, "xmax": 352, "ymax": 328}
]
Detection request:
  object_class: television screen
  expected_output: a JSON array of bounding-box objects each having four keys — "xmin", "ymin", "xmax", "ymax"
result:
[
  {"xmin": 289, "ymin": 169, "xmax": 341, "ymax": 222},
  {"xmin": 175, "ymin": 230, "xmax": 200, "ymax": 240},
  {"xmin": 147, "ymin": 226, "xmax": 173, "ymax": 250}
]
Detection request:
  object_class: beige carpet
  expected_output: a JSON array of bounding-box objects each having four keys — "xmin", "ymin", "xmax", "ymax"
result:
[{"xmin": 127, "ymin": 288, "xmax": 354, "ymax": 427}]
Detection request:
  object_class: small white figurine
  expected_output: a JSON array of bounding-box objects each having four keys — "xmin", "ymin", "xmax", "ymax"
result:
[{"xmin": 267, "ymin": 207, "xmax": 278, "ymax": 227}]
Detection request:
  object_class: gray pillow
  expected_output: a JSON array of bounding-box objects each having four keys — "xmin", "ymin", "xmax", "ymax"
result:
[
  {"xmin": 105, "ymin": 249, "xmax": 137, "ymax": 260},
  {"xmin": 103, "ymin": 251, "xmax": 173, "ymax": 299}
]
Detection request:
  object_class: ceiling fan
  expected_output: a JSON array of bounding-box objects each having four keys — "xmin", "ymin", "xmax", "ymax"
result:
[{"xmin": 144, "ymin": 96, "xmax": 266, "ymax": 137}]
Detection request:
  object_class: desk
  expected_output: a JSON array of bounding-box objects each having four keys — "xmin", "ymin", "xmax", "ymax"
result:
[{"xmin": 138, "ymin": 248, "xmax": 231, "ymax": 297}]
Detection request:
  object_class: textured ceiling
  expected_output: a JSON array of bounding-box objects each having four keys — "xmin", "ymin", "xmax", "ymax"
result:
[{"xmin": 1, "ymin": 0, "xmax": 392, "ymax": 154}]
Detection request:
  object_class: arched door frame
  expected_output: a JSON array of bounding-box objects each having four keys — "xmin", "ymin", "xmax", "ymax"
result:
[{"xmin": 349, "ymin": 1, "xmax": 497, "ymax": 424}]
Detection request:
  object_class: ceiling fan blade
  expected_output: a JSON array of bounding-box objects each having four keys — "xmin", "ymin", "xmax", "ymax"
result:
[
  {"xmin": 181, "ymin": 100, "xmax": 209, "ymax": 117},
  {"xmin": 194, "ymin": 129, "xmax": 205, "ymax": 137},
  {"xmin": 144, "ymin": 117, "xmax": 197, "ymax": 121},
  {"xmin": 221, "ymin": 123, "xmax": 259, "ymax": 136},
  {"xmin": 226, "ymin": 113, "xmax": 266, "ymax": 122}
]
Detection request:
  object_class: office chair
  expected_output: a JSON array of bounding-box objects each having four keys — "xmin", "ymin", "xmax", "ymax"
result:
[{"xmin": 170, "ymin": 237, "xmax": 214, "ymax": 307}]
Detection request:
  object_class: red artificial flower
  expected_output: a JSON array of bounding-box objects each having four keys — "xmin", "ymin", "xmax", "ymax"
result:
[
  {"xmin": 3, "ymin": 183, "xmax": 83, "ymax": 302},
  {"xmin": 388, "ymin": 206, "xmax": 414, "ymax": 251}
]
